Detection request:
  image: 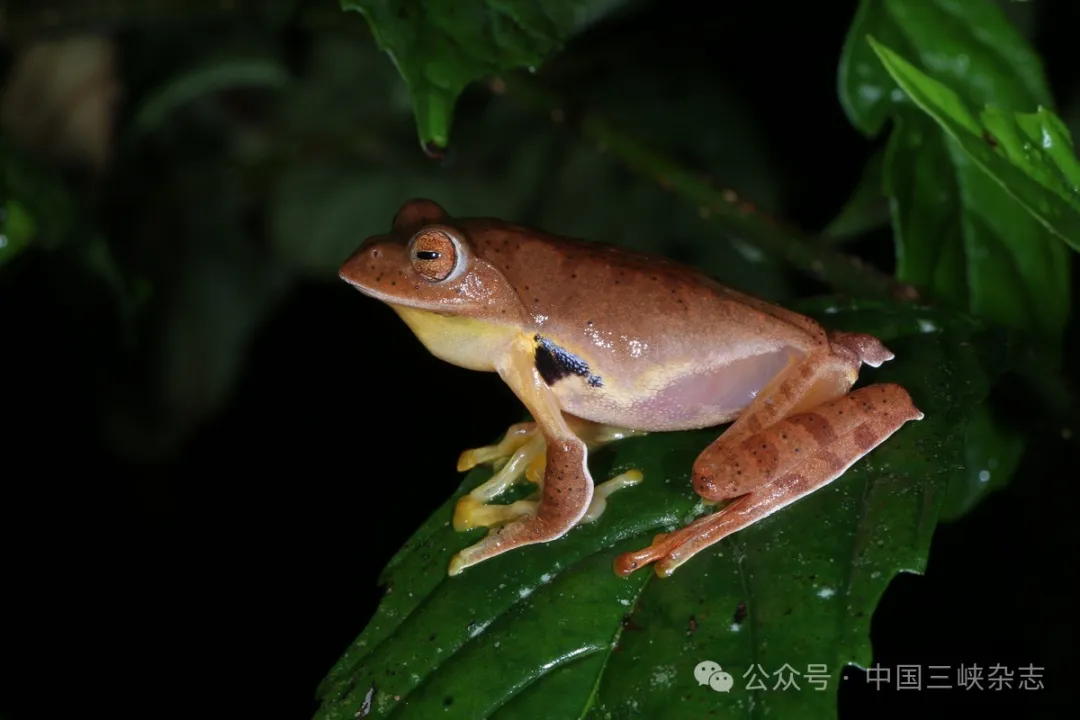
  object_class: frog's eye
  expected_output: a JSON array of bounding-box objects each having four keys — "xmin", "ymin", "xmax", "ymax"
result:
[{"xmin": 409, "ymin": 228, "xmax": 461, "ymax": 282}]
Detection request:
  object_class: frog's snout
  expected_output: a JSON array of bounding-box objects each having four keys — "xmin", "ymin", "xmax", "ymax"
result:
[{"xmin": 339, "ymin": 235, "xmax": 385, "ymax": 287}]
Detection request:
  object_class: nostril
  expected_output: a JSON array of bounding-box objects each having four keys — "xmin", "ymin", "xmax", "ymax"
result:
[{"xmin": 371, "ymin": 248, "xmax": 381, "ymax": 259}]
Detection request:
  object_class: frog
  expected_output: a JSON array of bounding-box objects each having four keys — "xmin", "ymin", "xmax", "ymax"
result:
[{"xmin": 339, "ymin": 199, "xmax": 924, "ymax": 578}]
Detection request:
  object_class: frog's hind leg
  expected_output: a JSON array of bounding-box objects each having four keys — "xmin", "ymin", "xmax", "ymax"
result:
[
  {"xmin": 581, "ymin": 469, "xmax": 645, "ymax": 524},
  {"xmin": 614, "ymin": 335, "xmax": 922, "ymax": 578},
  {"xmin": 615, "ymin": 384, "xmax": 921, "ymax": 577}
]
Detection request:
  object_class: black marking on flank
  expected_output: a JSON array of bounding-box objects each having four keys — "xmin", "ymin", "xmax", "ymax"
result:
[{"xmin": 534, "ymin": 334, "xmax": 603, "ymax": 388}]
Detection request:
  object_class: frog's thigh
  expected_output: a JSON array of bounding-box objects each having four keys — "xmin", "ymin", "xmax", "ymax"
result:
[
  {"xmin": 614, "ymin": 384, "xmax": 922, "ymax": 577},
  {"xmin": 448, "ymin": 338, "xmax": 596, "ymax": 576},
  {"xmin": 609, "ymin": 344, "xmax": 857, "ymax": 575},
  {"xmin": 687, "ymin": 331, "xmax": 898, "ymax": 499}
]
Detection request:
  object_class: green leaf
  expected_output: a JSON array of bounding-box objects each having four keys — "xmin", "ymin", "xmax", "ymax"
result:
[
  {"xmin": 869, "ymin": 37, "xmax": 1080, "ymax": 252},
  {"xmin": 879, "ymin": 118, "xmax": 1053, "ymax": 520},
  {"xmin": 313, "ymin": 301, "xmax": 1009, "ymax": 720},
  {"xmin": 821, "ymin": 148, "xmax": 889, "ymax": 242},
  {"xmin": 882, "ymin": 115, "xmax": 1070, "ymax": 349},
  {"xmin": 882, "ymin": 117, "xmax": 966, "ymax": 310},
  {"xmin": 837, "ymin": 2, "xmax": 1073, "ymax": 516},
  {"xmin": 839, "ymin": 0, "xmax": 1052, "ymax": 136},
  {"xmin": 837, "ymin": 0, "xmax": 1072, "ymax": 344},
  {"xmin": 940, "ymin": 400, "xmax": 1024, "ymax": 522},
  {"xmin": 341, "ymin": 0, "xmax": 609, "ymax": 152}
]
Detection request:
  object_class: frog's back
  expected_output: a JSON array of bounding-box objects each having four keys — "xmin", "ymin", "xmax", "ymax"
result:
[
  {"xmin": 462, "ymin": 219, "xmax": 825, "ymax": 431},
  {"xmin": 463, "ymin": 219, "xmax": 820, "ymax": 352}
]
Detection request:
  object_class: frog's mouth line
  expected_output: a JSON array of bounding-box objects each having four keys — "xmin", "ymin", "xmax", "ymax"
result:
[
  {"xmin": 340, "ymin": 280, "xmax": 403, "ymax": 305},
  {"xmin": 341, "ymin": 277, "xmax": 475, "ymax": 319},
  {"xmin": 348, "ymin": 287, "xmax": 453, "ymax": 319}
]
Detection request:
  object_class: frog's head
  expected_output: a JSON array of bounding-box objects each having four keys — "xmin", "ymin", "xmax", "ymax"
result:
[{"xmin": 340, "ymin": 198, "xmax": 526, "ymax": 324}]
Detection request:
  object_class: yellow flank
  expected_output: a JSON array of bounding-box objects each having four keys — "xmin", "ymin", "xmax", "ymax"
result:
[{"xmin": 389, "ymin": 305, "xmax": 518, "ymax": 372}]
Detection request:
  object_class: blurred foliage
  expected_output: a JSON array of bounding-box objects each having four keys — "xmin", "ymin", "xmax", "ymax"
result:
[
  {"xmin": 338, "ymin": 0, "xmax": 629, "ymax": 152},
  {"xmin": 1, "ymin": 1, "xmax": 1077, "ymax": 719}
]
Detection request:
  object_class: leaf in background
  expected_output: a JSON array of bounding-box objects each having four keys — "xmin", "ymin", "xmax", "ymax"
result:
[
  {"xmin": 270, "ymin": 159, "xmax": 530, "ymax": 276},
  {"xmin": 839, "ymin": 0, "xmax": 1051, "ymax": 136},
  {"xmin": 313, "ymin": 302, "xmax": 1010, "ymax": 720},
  {"xmin": 881, "ymin": 116, "xmax": 1070, "ymax": 348},
  {"xmin": 870, "ymin": 39, "xmax": 1080, "ymax": 253},
  {"xmin": 523, "ymin": 34, "xmax": 792, "ymax": 302},
  {"xmin": 105, "ymin": 170, "xmax": 293, "ymax": 461},
  {"xmin": 0, "ymin": 199, "xmax": 36, "ymax": 266},
  {"xmin": 838, "ymin": 0, "xmax": 1071, "ymax": 343},
  {"xmin": 132, "ymin": 57, "xmax": 290, "ymax": 136},
  {"xmin": 268, "ymin": 33, "xmax": 550, "ymax": 277},
  {"xmin": 940, "ymin": 402, "xmax": 1025, "ymax": 522},
  {"xmin": 277, "ymin": 32, "xmax": 417, "ymax": 136},
  {"xmin": 1, "ymin": 135, "xmax": 137, "ymax": 330},
  {"xmin": 837, "ymin": 0, "xmax": 1071, "ymax": 517},
  {"xmin": 1, "ymin": 135, "xmax": 77, "ymax": 254},
  {"xmin": 340, "ymin": 0, "xmax": 623, "ymax": 152},
  {"xmin": 821, "ymin": 147, "xmax": 889, "ymax": 242},
  {"xmin": 881, "ymin": 116, "xmax": 966, "ymax": 310}
]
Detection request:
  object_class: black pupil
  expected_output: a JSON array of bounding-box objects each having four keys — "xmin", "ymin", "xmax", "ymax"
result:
[{"xmin": 416, "ymin": 250, "xmax": 441, "ymax": 260}]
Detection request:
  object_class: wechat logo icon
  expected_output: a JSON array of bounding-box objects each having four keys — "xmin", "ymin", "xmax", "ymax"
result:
[{"xmin": 694, "ymin": 661, "xmax": 734, "ymax": 692}]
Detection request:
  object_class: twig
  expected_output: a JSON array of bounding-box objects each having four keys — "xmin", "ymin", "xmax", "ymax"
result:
[{"xmin": 497, "ymin": 74, "xmax": 918, "ymax": 303}]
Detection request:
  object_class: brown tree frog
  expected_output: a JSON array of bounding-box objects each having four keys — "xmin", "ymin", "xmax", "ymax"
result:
[{"xmin": 339, "ymin": 199, "xmax": 923, "ymax": 578}]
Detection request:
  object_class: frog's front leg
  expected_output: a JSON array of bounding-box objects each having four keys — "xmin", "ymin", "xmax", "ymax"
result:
[
  {"xmin": 614, "ymin": 333, "xmax": 923, "ymax": 578},
  {"xmin": 457, "ymin": 421, "xmax": 538, "ymax": 476},
  {"xmin": 447, "ymin": 336, "xmax": 604, "ymax": 576},
  {"xmin": 452, "ymin": 427, "xmax": 545, "ymax": 531},
  {"xmin": 453, "ymin": 415, "xmax": 644, "ymax": 532}
]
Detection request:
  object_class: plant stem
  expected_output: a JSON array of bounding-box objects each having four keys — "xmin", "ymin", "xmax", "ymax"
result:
[{"xmin": 499, "ymin": 74, "xmax": 918, "ymax": 302}]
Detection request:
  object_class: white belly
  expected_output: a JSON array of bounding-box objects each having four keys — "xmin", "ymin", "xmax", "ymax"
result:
[{"xmin": 551, "ymin": 347, "xmax": 796, "ymax": 431}]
